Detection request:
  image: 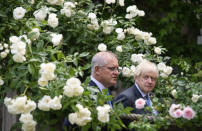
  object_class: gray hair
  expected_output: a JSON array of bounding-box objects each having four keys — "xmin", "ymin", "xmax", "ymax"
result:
[
  {"xmin": 134, "ymin": 60, "xmax": 159, "ymax": 78},
  {"xmin": 91, "ymin": 51, "xmax": 117, "ymax": 75}
]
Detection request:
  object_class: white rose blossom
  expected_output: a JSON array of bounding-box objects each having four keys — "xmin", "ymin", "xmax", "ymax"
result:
[
  {"xmin": 101, "ymin": 19, "xmax": 117, "ymax": 34},
  {"xmin": 63, "ymin": 77, "xmax": 84, "ymax": 97},
  {"xmin": 4, "ymin": 96, "xmax": 36, "ymax": 114},
  {"xmin": 191, "ymin": 94, "xmax": 200, "ymax": 103},
  {"xmin": 122, "ymin": 67, "xmax": 131, "ymax": 77},
  {"xmin": 0, "ymin": 43, "xmax": 3, "ymax": 50},
  {"xmin": 98, "ymin": 43, "xmax": 107, "ymax": 52},
  {"xmin": 171, "ymin": 89, "xmax": 177, "ymax": 97},
  {"xmin": 68, "ymin": 104, "xmax": 92, "ymax": 126},
  {"xmin": 1, "ymin": 52, "xmax": 7, "ymax": 58},
  {"xmin": 38, "ymin": 95, "xmax": 52, "ymax": 111},
  {"xmin": 118, "ymin": 0, "xmax": 124, "ymax": 6},
  {"xmin": 131, "ymin": 54, "xmax": 144, "ymax": 64},
  {"xmin": 116, "ymin": 45, "xmax": 122, "ymax": 52},
  {"xmin": 169, "ymin": 104, "xmax": 181, "ymax": 118},
  {"xmin": 154, "ymin": 47, "xmax": 161, "ymax": 55},
  {"xmin": 33, "ymin": 7, "xmax": 48, "ymax": 21},
  {"xmin": 49, "ymin": 95, "xmax": 62, "ymax": 110},
  {"xmin": 0, "ymin": 76, "xmax": 4, "ymax": 85},
  {"xmin": 48, "ymin": 13, "xmax": 58, "ymax": 28},
  {"xmin": 38, "ymin": 95, "xmax": 62, "ymax": 111},
  {"xmin": 29, "ymin": 28, "xmax": 40, "ymax": 40},
  {"xmin": 13, "ymin": 7, "xmax": 26, "ymax": 20},
  {"xmin": 97, "ymin": 104, "xmax": 111, "ymax": 123},
  {"xmin": 38, "ymin": 63, "xmax": 56, "ymax": 86},
  {"xmin": 50, "ymin": 33, "xmax": 63, "ymax": 46},
  {"xmin": 105, "ymin": 0, "xmax": 116, "ymax": 4},
  {"xmin": 19, "ymin": 113, "xmax": 37, "ymax": 131}
]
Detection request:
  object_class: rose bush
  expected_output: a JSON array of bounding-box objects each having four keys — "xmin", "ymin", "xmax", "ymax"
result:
[{"xmin": 0, "ymin": 0, "xmax": 201, "ymax": 131}]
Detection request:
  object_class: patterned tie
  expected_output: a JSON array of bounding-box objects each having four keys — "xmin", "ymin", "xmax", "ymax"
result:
[{"xmin": 145, "ymin": 95, "xmax": 151, "ymax": 107}]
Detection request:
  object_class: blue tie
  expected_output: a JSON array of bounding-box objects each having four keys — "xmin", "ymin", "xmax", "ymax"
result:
[
  {"xmin": 145, "ymin": 95, "xmax": 151, "ymax": 107},
  {"xmin": 107, "ymin": 90, "xmax": 113, "ymax": 108}
]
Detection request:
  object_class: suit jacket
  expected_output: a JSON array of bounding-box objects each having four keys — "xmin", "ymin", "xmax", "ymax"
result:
[{"xmin": 115, "ymin": 84, "xmax": 150, "ymax": 114}]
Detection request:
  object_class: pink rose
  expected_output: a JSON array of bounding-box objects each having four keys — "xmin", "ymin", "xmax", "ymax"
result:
[
  {"xmin": 169, "ymin": 104, "xmax": 180, "ymax": 118},
  {"xmin": 173, "ymin": 109, "xmax": 182, "ymax": 118},
  {"xmin": 135, "ymin": 98, "xmax": 146, "ymax": 109},
  {"xmin": 182, "ymin": 106, "xmax": 195, "ymax": 120}
]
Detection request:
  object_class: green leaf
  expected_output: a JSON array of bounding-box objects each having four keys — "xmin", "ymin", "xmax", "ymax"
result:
[{"xmin": 28, "ymin": 64, "xmax": 35, "ymax": 75}]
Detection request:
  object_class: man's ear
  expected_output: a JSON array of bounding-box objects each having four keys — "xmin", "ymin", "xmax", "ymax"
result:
[{"xmin": 94, "ymin": 66, "xmax": 100, "ymax": 75}]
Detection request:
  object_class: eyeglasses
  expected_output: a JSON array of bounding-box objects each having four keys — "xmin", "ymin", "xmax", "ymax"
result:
[
  {"xmin": 102, "ymin": 66, "xmax": 120, "ymax": 72},
  {"xmin": 142, "ymin": 75, "xmax": 157, "ymax": 82}
]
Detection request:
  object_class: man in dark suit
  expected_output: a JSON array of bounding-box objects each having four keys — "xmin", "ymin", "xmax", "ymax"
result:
[
  {"xmin": 63, "ymin": 51, "xmax": 119, "ymax": 130},
  {"xmin": 89, "ymin": 51, "xmax": 119, "ymax": 107},
  {"xmin": 115, "ymin": 60, "xmax": 159, "ymax": 114}
]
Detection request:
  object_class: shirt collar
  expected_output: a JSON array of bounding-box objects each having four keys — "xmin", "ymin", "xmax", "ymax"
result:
[
  {"xmin": 135, "ymin": 83, "xmax": 147, "ymax": 97},
  {"xmin": 91, "ymin": 76, "xmax": 106, "ymax": 93}
]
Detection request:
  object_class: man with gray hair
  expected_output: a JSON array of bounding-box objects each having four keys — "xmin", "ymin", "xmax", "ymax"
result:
[
  {"xmin": 89, "ymin": 51, "xmax": 119, "ymax": 107},
  {"xmin": 115, "ymin": 60, "xmax": 159, "ymax": 114}
]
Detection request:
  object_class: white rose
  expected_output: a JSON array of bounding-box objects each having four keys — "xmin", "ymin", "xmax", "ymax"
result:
[
  {"xmin": 116, "ymin": 46, "xmax": 122, "ymax": 52},
  {"xmin": 66, "ymin": 77, "xmax": 81, "ymax": 87},
  {"xmin": 48, "ymin": 13, "xmax": 58, "ymax": 28},
  {"xmin": 130, "ymin": 65, "xmax": 136, "ymax": 76},
  {"xmin": 29, "ymin": 28, "xmax": 40, "ymax": 40},
  {"xmin": 50, "ymin": 95, "xmax": 62, "ymax": 110},
  {"xmin": 98, "ymin": 43, "xmax": 107, "ymax": 52},
  {"xmin": 137, "ymin": 10, "xmax": 145, "ymax": 16},
  {"xmin": 88, "ymin": 12, "xmax": 96, "ymax": 19},
  {"xmin": 51, "ymin": 33, "xmax": 63, "ymax": 46},
  {"xmin": 38, "ymin": 95, "xmax": 51, "ymax": 111},
  {"xmin": 97, "ymin": 104, "xmax": 111, "ymax": 123},
  {"xmin": 0, "ymin": 78, "xmax": 4, "ymax": 85},
  {"xmin": 1, "ymin": 52, "xmax": 7, "ymax": 58},
  {"xmin": 171, "ymin": 89, "xmax": 177, "ymax": 97},
  {"xmin": 47, "ymin": 0, "xmax": 58, "ymax": 5},
  {"xmin": 13, "ymin": 54, "xmax": 26, "ymax": 63},
  {"xmin": 0, "ymin": 44, "xmax": 3, "ymax": 50},
  {"xmin": 163, "ymin": 66, "xmax": 173, "ymax": 75},
  {"xmin": 117, "ymin": 32, "xmax": 125, "ymax": 40},
  {"xmin": 160, "ymin": 72, "xmax": 168, "ymax": 78},
  {"xmin": 56, "ymin": 0, "xmax": 64, "ymax": 5},
  {"xmin": 105, "ymin": 0, "xmax": 116, "ymax": 4},
  {"xmin": 33, "ymin": 8, "xmax": 48, "ymax": 21},
  {"xmin": 68, "ymin": 113, "xmax": 77, "ymax": 124},
  {"xmin": 122, "ymin": 67, "xmax": 131, "ymax": 77},
  {"xmin": 147, "ymin": 37, "xmax": 156, "ymax": 45},
  {"xmin": 118, "ymin": 0, "xmax": 124, "ymax": 6},
  {"xmin": 38, "ymin": 78, "xmax": 48, "ymax": 87},
  {"xmin": 13, "ymin": 7, "xmax": 26, "ymax": 20},
  {"xmin": 24, "ymin": 100, "xmax": 36, "ymax": 113},
  {"xmin": 157, "ymin": 62, "xmax": 166, "ymax": 71},
  {"xmin": 4, "ymin": 43, "xmax": 8, "ymax": 48},
  {"xmin": 130, "ymin": 54, "xmax": 144, "ymax": 64},
  {"xmin": 9, "ymin": 36, "xmax": 20, "ymax": 44},
  {"xmin": 154, "ymin": 47, "xmax": 161, "ymax": 55},
  {"xmin": 4, "ymin": 97, "xmax": 12, "ymax": 106},
  {"xmin": 103, "ymin": 26, "xmax": 114, "ymax": 34},
  {"xmin": 19, "ymin": 113, "xmax": 37, "ymax": 131},
  {"xmin": 191, "ymin": 94, "xmax": 200, "ymax": 103}
]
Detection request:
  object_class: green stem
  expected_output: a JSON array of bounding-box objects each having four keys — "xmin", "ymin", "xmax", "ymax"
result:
[{"xmin": 22, "ymin": 85, "xmax": 29, "ymax": 96}]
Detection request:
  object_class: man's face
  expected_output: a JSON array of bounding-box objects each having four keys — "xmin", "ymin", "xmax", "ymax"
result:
[
  {"xmin": 135, "ymin": 71, "xmax": 157, "ymax": 94},
  {"xmin": 97, "ymin": 57, "xmax": 119, "ymax": 88}
]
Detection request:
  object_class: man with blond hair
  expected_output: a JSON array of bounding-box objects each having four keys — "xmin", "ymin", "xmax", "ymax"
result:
[{"xmin": 115, "ymin": 60, "xmax": 159, "ymax": 114}]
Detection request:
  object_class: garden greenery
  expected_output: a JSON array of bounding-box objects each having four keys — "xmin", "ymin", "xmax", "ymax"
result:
[{"xmin": 0, "ymin": 0, "xmax": 201, "ymax": 131}]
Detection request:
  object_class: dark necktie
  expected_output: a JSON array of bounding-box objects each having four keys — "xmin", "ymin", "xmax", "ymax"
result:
[
  {"xmin": 145, "ymin": 95, "xmax": 151, "ymax": 107},
  {"xmin": 107, "ymin": 90, "xmax": 113, "ymax": 108}
]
